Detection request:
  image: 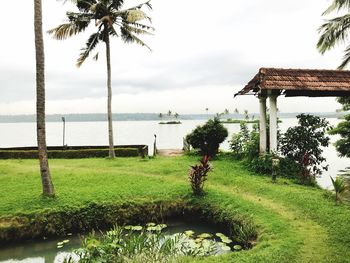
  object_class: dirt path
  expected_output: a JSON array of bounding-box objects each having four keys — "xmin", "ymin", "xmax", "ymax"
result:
[{"xmin": 157, "ymin": 149, "xmax": 184, "ymax": 157}]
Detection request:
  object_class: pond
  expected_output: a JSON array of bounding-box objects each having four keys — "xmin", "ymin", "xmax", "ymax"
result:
[{"xmin": 0, "ymin": 219, "xmax": 236, "ymax": 263}]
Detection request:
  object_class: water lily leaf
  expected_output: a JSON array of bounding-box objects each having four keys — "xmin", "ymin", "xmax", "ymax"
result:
[
  {"xmin": 197, "ymin": 233, "xmax": 212, "ymax": 239},
  {"xmin": 158, "ymin": 224, "xmax": 167, "ymax": 229},
  {"xmin": 221, "ymin": 245, "xmax": 231, "ymax": 251},
  {"xmin": 67, "ymin": 233, "xmax": 73, "ymax": 236},
  {"xmin": 63, "ymin": 240, "xmax": 70, "ymax": 244},
  {"xmin": 124, "ymin": 225, "xmax": 133, "ymax": 230},
  {"xmin": 221, "ymin": 237, "xmax": 232, "ymax": 244},
  {"xmin": 57, "ymin": 242, "xmax": 64, "ymax": 246},
  {"xmin": 131, "ymin": 226, "xmax": 143, "ymax": 231},
  {"xmin": 184, "ymin": 230, "xmax": 195, "ymax": 237},
  {"xmin": 146, "ymin": 222, "xmax": 156, "ymax": 227},
  {"xmin": 146, "ymin": 226, "xmax": 157, "ymax": 231},
  {"xmin": 233, "ymin": 245, "xmax": 242, "ymax": 250},
  {"xmin": 57, "ymin": 245, "xmax": 64, "ymax": 249},
  {"xmin": 215, "ymin": 232, "xmax": 225, "ymax": 238},
  {"xmin": 195, "ymin": 238, "xmax": 203, "ymax": 243}
]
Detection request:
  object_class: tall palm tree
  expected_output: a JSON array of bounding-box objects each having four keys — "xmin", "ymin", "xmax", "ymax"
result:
[
  {"xmin": 34, "ymin": 0, "xmax": 55, "ymax": 196},
  {"xmin": 244, "ymin": 109, "xmax": 249, "ymax": 120},
  {"xmin": 318, "ymin": 0, "xmax": 350, "ymax": 68},
  {"xmin": 49, "ymin": 0, "xmax": 153, "ymax": 158}
]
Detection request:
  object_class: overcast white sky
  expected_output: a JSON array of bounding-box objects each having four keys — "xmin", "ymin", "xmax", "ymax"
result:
[{"xmin": 0, "ymin": 0, "xmax": 346, "ymax": 115}]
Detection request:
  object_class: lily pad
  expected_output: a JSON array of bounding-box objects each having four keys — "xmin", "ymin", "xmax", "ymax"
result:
[
  {"xmin": 124, "ymin": 225, "xmax": 133, "ymax": 230},
  {"xmin": 233, "ymin": 245, "xmax": 242, "ymax": 251},
  {"xmin": 131, "ymin": 226, "xmax": 143, "ymax": 231},
  {"xmin": 57, "ymin": 245, "xmax": 63, "ymax": 249},
  {"xmin": 220, "ymin": 237, "xmax": 232, "ymax": 244},
  {"xmin": 146, "ymin": 222, "xmax": 156, "ymax": 227},
  {"xmin": 63, "ymin": 240, "xmax": 70, "ymax": 244},
  {"xmin": 57, "ymin": 242, "xmax": 64, "ymax": 246},
  {"xmin": 221, "ymin": 245, "xmax": 231, "ymax": 251},
  {"xmin": 197, "ymin": 233, "xmax": 212, "ymax": 239},
  {"xmin": 184, "ymin": 230, "xmax": 195, "ymax": 237}
]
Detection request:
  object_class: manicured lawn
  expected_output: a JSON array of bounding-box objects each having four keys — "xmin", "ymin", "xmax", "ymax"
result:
[{"xmin": 0, "ymin": 156, "xmax": 350, "ymax": 262}]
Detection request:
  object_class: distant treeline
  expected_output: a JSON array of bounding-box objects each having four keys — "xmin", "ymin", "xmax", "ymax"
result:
[{"xmin": 0, "ymin": 112, "xmax": 345, "ymax": 123}]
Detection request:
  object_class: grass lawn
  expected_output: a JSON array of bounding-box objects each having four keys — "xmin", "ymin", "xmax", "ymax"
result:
[{"xmin": 0, "ymin": 155, "xmax": 350, "ymax": 262}]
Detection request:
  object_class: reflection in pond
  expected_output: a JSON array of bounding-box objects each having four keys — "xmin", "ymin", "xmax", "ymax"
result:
[{"xmin": 0, "ymin": 220, "xmax": 233, "ymax": 263}]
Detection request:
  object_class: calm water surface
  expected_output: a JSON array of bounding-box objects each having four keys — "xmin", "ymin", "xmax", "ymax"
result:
[{"xmin": 0, "ymin": 118, "xmax": 349, "ymax": 188}]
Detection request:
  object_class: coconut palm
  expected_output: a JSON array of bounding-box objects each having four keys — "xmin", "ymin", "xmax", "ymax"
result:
[
  {"xmin": 234, "ymin": 108, "xmax": 239, "ymax": 114},
  {"xmin": 49, "ymin": 0, "xmax": 153, "ymax": 158},
  {"xmin": 318, "ymin": 0, "xmax": 350, "ymax": 68},
  {"xmin": 158, "ymin": 113, "xmax": 163, "ymax": 119},
  {"xmin": 174, "ymin": 112, "xmax": 179, "ymax": 119},
  {"xmin": 244, "ymin": 110, "xmax": 249, "ymax": 120},
  {"xmin": 167, "ymin": 110, "xmax": 172, "ymax": 117},
  {"xmin": 34, "ymin": 0, "xmax": 55, "ymax": 196}
]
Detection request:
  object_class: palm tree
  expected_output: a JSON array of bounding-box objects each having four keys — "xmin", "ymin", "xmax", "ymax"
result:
[
  {"xmin": 234, "ymin": 108, "xmax": 239, "ymax": 115},
  {"xmin": 167, "ymin": 110, "xmax": 172, "ymax": 117},
  {"xmin": 244, "ymin": 109, "xmax": 249, "ymax": 120},
  {"xmin": 158, "ymin": 113, "xmax": 163, "ymax": 119},
  {"xmin": 205, "ymin": 108, "xmax": 209, "ymax": 118},
  {"xmin": 34, "ymin": 0, "xmax": 55, "ymax": 196},
  {"xmin": 174, "ymin": 112, "xmax": 179, "ymax": 119},
  {"xmin": 49, "ymin": 0, "xmax": 153, "ymax": 158},
  {"xmin": 318, "ymin": 0, "xmax": 350, "ymax": 68}
]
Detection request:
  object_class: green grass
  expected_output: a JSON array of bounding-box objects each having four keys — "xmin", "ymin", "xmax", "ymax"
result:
[{"xmin": 1, "ymin": 156, "xmax": 350, "ymax": 262}]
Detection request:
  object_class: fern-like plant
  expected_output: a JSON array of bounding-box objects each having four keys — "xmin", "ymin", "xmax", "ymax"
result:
[
  {"xmin": 330, "ymin": 176, "xmax": 347, "ymax": 203},
  {"xmin": 189, "ymin": 155, "xmax": 212, "ymax": 196}
]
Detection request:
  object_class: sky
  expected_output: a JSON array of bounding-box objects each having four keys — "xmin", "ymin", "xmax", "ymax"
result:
[{"xmin": 0, "ymin": 0, "xmax": 347, "ymax": 115}]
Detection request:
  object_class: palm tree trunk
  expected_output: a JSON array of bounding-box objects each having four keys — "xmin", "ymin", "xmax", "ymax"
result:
[
  {"xmin": 34, "ymin": 0, "xmax": 55, "ymax": 196},
  {"xmin": 105, "ymin": 33, "xmax": 115, "ymax": 158}
]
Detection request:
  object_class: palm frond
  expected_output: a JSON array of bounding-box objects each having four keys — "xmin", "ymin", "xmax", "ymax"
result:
[
  {"xmin": 339, "ymin": 44, "xmax": 350, "ymax": 69},
  {"xmin": 77, "ymin": 32, "xmax": 101, "ymax": 67},
  {"xmin": 323, "ymin": 0, "xmax": 350, "ymax": 15},
  {"xmin": 317, "ymin": 14, "xmax": 350, "ymax": 54},
  {"xmin": 121, "ymin": 23, "xmax": 153, "ymax": 36},
  {"xmin": 120, "ymin": 26, "xmax": 151, "ymax": 50},
  {"xmin": 47, "ymin": 23, "xmax": 84, "ymax": 40}
]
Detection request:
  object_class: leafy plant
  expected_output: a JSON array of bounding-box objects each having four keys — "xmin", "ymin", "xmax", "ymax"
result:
[
  {"xmin": 65, "ymin": 224, "xmax": 222, "ymax": 262},
  {"xmin": 280, "ymin": 114, "xmax": 332, "ymax": 185},
  {"xmin": 330, "ymin": 176, "xmax": 347, "ymax": 203},
  {"xmin": 186, "ymin": 118, "xmax": 228, "ymax": 157},
  {"xmin": 189, "ymin": 155, "xmax": 212, "ymax": 196}
]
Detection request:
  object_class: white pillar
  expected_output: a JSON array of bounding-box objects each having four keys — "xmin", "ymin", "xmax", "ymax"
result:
[
  {"xmin": 269, "ymin": 95, "xmax": 278, "ymax": 153},
  {"xmin": 259, "ymin": 97, "xmax": 267, "ymax": 154}
]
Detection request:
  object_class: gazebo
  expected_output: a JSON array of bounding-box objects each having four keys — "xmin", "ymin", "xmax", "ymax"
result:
[{"xmin": 235, "ymin": 68, "xmax": 350, "ymax": 154}]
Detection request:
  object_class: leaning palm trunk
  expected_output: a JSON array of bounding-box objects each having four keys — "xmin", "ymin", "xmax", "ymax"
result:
[
  {"xmin": 105, "ymin": 33, "xmax": 115, "ymax": 158},
  {"xmin": 34, "ymin": 0, "xmax": 55, "ymax": 196}
]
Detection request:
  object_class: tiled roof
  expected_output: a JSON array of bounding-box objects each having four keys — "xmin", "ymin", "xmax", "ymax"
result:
[{"xmin": 236, "ymin": 68, "xmax": 350, "ymax": 97}]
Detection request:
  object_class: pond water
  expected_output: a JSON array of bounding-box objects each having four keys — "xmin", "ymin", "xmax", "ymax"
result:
[
  {"xmin": 0, "ymin": 118, "xmax": 349, "ymax": 189},
  {"xmin": 0, "ymin": 220, "xmax": 229, "ymax": 263}
]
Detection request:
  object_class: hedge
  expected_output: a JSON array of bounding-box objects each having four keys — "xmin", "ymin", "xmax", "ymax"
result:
[{"xmin": 0, "ymin": 148, "xmax": 140, "ymax": 159}]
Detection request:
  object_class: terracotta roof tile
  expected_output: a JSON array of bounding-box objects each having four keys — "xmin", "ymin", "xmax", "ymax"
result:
[{"xmin": 236, "ymin": 68, "xmax": 350, "ymax": 97}]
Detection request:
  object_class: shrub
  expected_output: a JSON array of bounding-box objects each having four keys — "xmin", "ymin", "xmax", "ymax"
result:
[
  {"xmin": 280, "ymin": 114, "xmax": 332, "ymax": 184},
  {"xmin": 188, "ymin": 155, "xmax": 212, "ymax": 196},
  {"xmin": 0, "ymin": 148, "xmax": 140, "ymax": 159},
  {"xmin": 186, "ymin": 118, "xmax": 228, "ymax": 157}
]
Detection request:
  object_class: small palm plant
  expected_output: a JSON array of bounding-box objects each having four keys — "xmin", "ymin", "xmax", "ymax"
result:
[{"xmin": 330, "ymin": 176, "xmax": 347, "ymax": 203}]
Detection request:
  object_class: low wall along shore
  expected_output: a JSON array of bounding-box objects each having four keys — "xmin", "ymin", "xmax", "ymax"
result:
[{"xmin": 0, "ymin": 145, "xmax": 148, "ymax": 159}]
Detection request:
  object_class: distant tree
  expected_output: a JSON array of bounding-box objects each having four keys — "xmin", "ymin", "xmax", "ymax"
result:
[
  {"xmin": 167, "ymin": 110, "xmax": 172, "ymax": 117},
  {"xmin": 280, "ymin": 114, "xmax": 332, "ymax": 184},
  {"xmin": 329, "ymin": 98, "xmax": 350, "ymax": 157},
  {"xmin": 244, "ymin": 110, "xmax": 249, "ymax": 120},
  {"xmin": 49, "ymin": 0, "xmax": 153, "ymax": 158},
  {"xmin": 234, "ymin": 108, "xmax": 239, "ymax": 114},
  {"xmin": 158, "ymin": 113, "xmax": 163, "ymax": 119},
  {"xmin": 224, "ymin": 108, "xmax": 229, "ymax": 115},
  {"xmin": 251, "ymin": 115, "xmax": 255, "ymax": 120},
  {"xmin": 174, "ymin": 112, "xmax": 179, "ymax": 119},
  {"xmin": 34, "ymin": 0, "xmax": 55, "ymax": 197},
  {"xmin": 205, "ymin": 108, "xmax": 209, "ymax": 118},
  {"xmin": 317, "ymin": 0, "xmax": 350, "ymax": 69}
]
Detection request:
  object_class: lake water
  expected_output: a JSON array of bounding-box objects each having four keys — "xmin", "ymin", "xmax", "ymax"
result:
[{"xmin": 0, "ymin": 118, "xmax": 349, "ymax": 189}]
